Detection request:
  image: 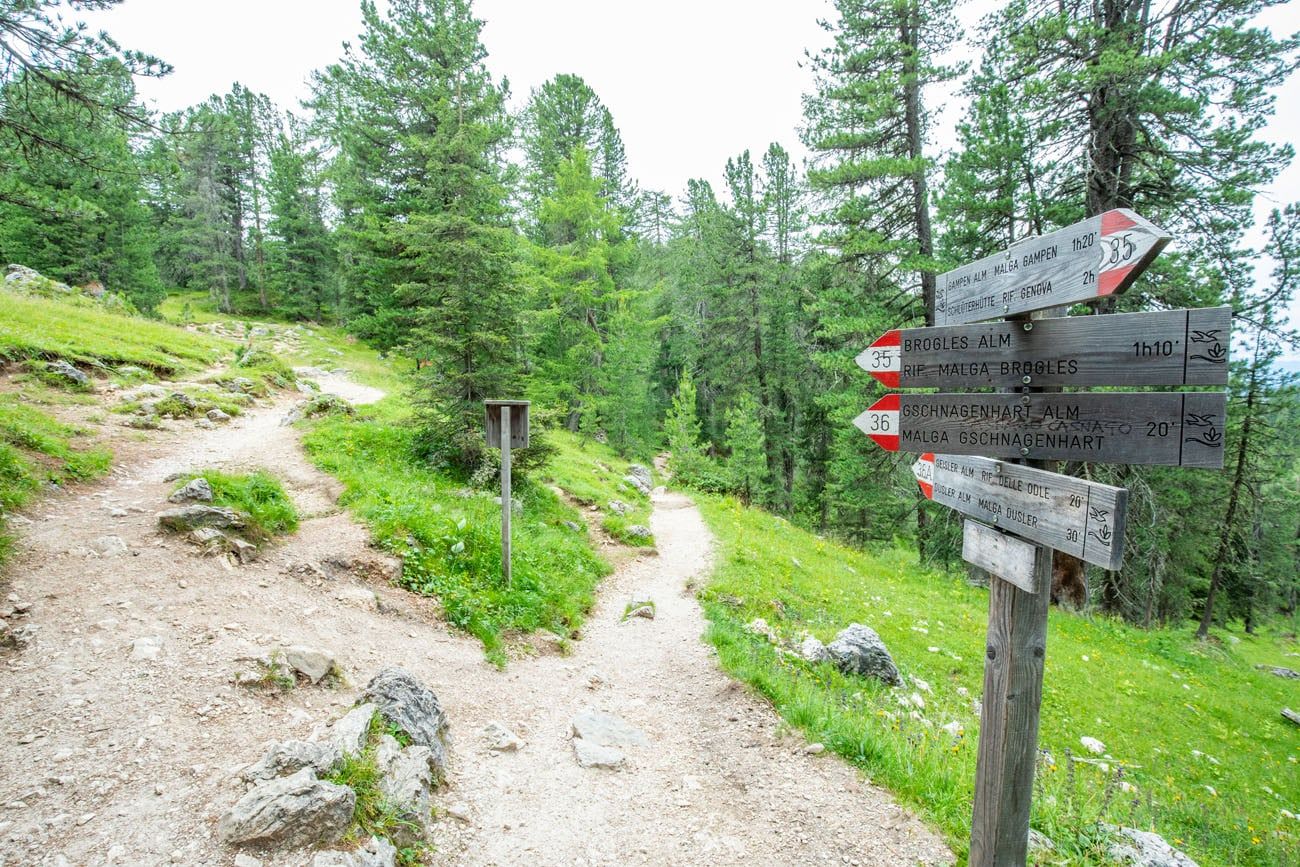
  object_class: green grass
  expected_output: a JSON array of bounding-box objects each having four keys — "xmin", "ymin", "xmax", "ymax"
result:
[
  {"xmin": 541, "ymin": 430, "xmax": 655, "ymax": 546},
  {"xmin": 173, "ymin": 470, "xmax": 298, "ymax": 542},
  {"xmin": 694, "ymin": 494, "xmax": 1299, "ymax": 867},
  {"xmin": 0, "ymin": 394, "xmax": 112, "ymax": 563},
  {"xmin": 302, "ymin": 397, "xmax": 611, "ymax": 666},
  {"xmin": 0, "ymin": 291, "xmax": 230, "ymax": 375}
]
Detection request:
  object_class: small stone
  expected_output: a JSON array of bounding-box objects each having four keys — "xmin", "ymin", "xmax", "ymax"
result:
[
  {"xmin": 625, "ymin": 524, "xmax": 653, "ymax": 539},
  {"xmin": 281, "ymin": 645, "xmax": 337, "ymax": 685},
  {"xmin": 1080, "ymin": 736, "xmax": 1106, "ymax": 755},
  {"xmin": 607, "ymin": 499, "xmax": 632, "ymax": 516},
  {"xmin": 797, "ymin": 636, "xmax": 831, "ymax": 663},
  {"xmin": 206, "ymin": 408, "xmax": 231, "ymax": 423},
  {"xmin": 168, "ymin": 478, "xmax": 213, "ymax": 504},
  {"xmin": 571, "ymin": 708, "xmax": 645, "ymax": 769},
  {"xmin": 483, "ymin": 721, "xmax": 525, "ymax": 752},
  {"xmin": 446, "ymin": 802, "xmax": 471, "ymax": 823},
  {"xmin": 573, "ymin": 739, "xmax": 625, "ymax": 769},
  {"xmin": 45, "ymin": 360, "xmax": 89, "ymax": 387},
  {"xmin": 803, "ymin": 743, "xmax": 826, "ymax": 755},
  {"xmin": 625, "ymin": 605, "xmax": 655, "ymax": 621},
  {"xmin": 229, "ymin": 537, "xmax": 257, "ymax": 564},
  {"xmin": 1105, "ymin": 825, "xmax": 1198, "ymax": 867},
  {"xmin": 89, "ymin": 536, "xmax": 128, "ymax": 557},
  {"xmin": 129, "ymin": 636, "xmax": 163, "ymax": 661},
  {"xmin": 233, "ymin": 856, "xmax": 263, "ymax": 867}
]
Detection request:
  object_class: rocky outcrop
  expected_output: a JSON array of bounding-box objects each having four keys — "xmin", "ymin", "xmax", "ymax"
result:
[
  {"xmin": 219, "ymin": 767, "xmax": 355, "ymax": 847},
  {"xmin": 45, "ymin": 360, "xmax": 89, "ymax": 388},
  {"xmin": 242, "ymin": 740, "xmax": 342, "ymax": 782},
  {"xmin": 329, "ymin": 704, "xmax": 377, "ymax": 758},
  {"xmin": 374, "ymin": 735, "xmax": 435, "ymax": 845},
  {"xmin": 627, "ymin": 464, "xmax": 653, "ymax": 491},
  {"xmin": 826, "ymin": 624, "xmax": 902, "ymax": 685},
  {"xmin": 361, "ymin": 667, "xmax": 450, "ymax": 781}
]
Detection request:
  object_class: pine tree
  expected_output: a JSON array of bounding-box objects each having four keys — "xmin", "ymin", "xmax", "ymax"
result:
[
  {"xmin": 265, "ymin": 124, "xmax": 336, "ymax": 320},
  {"xmin": 664, "ymin": 369, "xmax": 705, "ymax": 479},
  {"xmin": 725, "ymin": 390, "xmax": 768, "ymax": 504}
]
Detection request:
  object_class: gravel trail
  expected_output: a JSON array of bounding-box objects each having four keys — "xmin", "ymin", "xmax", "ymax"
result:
[{"xmin": 0, "ymin": 375, "xmax": 951, "ymax": 867}]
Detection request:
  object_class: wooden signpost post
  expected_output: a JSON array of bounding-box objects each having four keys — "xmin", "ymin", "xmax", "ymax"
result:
[
  {"xmin": 850, "ymin": 209, "xmax": 1228, "ymax": 866},
  {"xmin": 485, "ymin": 400, "xmax": 530, "ymax": 586}
]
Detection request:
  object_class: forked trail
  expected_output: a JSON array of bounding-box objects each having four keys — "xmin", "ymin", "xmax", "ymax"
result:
[{"xmin": 0, "ymin": 376, "xmax": 950, "ymax": 866}]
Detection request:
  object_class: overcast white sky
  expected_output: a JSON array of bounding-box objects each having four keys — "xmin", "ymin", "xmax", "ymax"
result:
[{"xmin": 82, "ymin": 0, "xmax": 1299, "ymax": 320}]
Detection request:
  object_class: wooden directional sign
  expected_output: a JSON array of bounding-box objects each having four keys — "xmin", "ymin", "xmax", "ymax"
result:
[
  {"xmin": 915, "ymin": 453, "xmax": 1128, "ymax": 570},
  {"xmin": 858, "ymin": 307, "xmax": 1230, "ymax": 389},
  {"xmin": 856, "ymin": 391, "xmax": 1225, "ymax": 467},
  {"xmin": 935, "ymin": 209, "xmax": 1171, "ymax": 326}
]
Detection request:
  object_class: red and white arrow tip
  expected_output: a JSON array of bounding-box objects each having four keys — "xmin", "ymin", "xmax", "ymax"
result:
[
  {"xmin": 1098, "ymin": 209, "xmax": 1171, "ymax": 297},
  {"xmin": 855, "ymin": 329, "xmax": 901, "ymax": 387},
  {"xmin": 852, "ymin": 394, "xmax": 899, "ymax": 451},
  {"xmin": 912, "ymin": 452, "xmax": 935, "ymax": 499}
]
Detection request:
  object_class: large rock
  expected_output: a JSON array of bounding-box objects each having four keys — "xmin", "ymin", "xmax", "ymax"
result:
[
  {"xmin": 46, "ymin": 360, "xmax": 89, "ymax": 387},
  {"xmin": 157, "ymin": 504, "xmax": 245, "ymax": 532},
  {"xmin": 627, "ymin": 464, "xmax": 653, "ymax": 491},
  {"xmin": 826, "ymin": 624, "xmax": 902, "ymax": 685},
  {"xmin": 218, "ymin": 767, "xmax": 355, "ymax": 847},
  {"xmin": 1258, "ymin": 664, "xmax": 1300, "ymax": 679},
  {"xmin": 169, "ymin": 477, "xmax": 214, "ymax": 503},
  {"xmin": 360, "ymin": 668, "xmax": 449, "ymax": 781},
  {"xmin": 797, "ymin": 635, "xmax": 832, "ymax": 664},
  {"xmin": 1105, "ymin": 826, "xmax": 1199, "ymax": 867},
  {"xmin": 313, "ymin": 836, "xmax": 397, "ymax": 867},
  {"xmin": 374, "ymin": 735, "xmax": 435, "ymax": 846},
  {"xmin": 608, "ymin": 500, "xmax": 632, "ymax": 516},
  {"xmin": 623, "ymin": 474, "xmax": 651, "ymax": 496},
  {"xmin": 330, "ymin": 703, "xmax": 376, "ymax": 758},
  {"xmin": 242, "ymin": 740, "xmax": 341, "ymax": 782}
]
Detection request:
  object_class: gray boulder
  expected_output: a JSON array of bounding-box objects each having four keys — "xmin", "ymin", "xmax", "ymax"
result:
[
  {"xmin": 360, "ymin": 668, "xmax": 449, "ymax": 781},
  {"xmin": 242, "ymin": 740, "xmax": 341, "ymax": 782},
  {"xmin": 374, "ymin": 735, "xmax": 435, "ymax": 845},
  {"xmin": 625, "ymin": 525, "xmax": 653, "ymax": 539},
  {"xmin": 1258, "ymin": 664, "xmax": 1300, "ymax": 679},
  {"xmin": 1105, "ymin": 826, "xmax": 1199, "ymax": 867},
  {"xmin": 329, "ymin": 703, "xmax": 376, "ymax": 758},
  {"xmin": 627, "ymin": 464, "xmax": 653, "ymax": 491},
  {"xmin": 157, "ymin": 504, "xmax": 245, "ymax": 532},
  {"xmin": 169, "ymin": 391, "xmax": 197, "ymax": 411},
  {"xmin": 168, "ymin": 477, "xmax": 214, "ymax": 504},
  {"xmin": 826, "ymin": 624, "xmax": 902, "ymax": 685},
  {"xmin": 623, "ymin": 474, "xmax": 651, "ymax": 496},
  {"xmin": 608, "ymin": 500, "xmax": 632, "ymax": 516},
  {"xmin": 313, "ymin": 837, "xmax": 397, "ymax": 867},
  {"xmin": 207, "ymin": 408, "xmax": 232, "ymax": 423},
  {"xmin": 46, "ymin": 360, "xmax": 89, "ymax": 387},
  {"xmin": 218, "ymin": 767, "xmax": 355, "ymax": 847}
]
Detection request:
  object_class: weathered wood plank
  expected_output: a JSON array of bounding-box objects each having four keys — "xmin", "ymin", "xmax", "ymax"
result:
[
  {"xmin": 857, "ymin": 391, "xmax": 1225, "ymax": 468},
  {"xmin": 969, "ymin": 543, "xmax": 1053, "ymax": 866},
  {"xmin": 858, "ymin": 307, "xmax": 1231, "ymax": 389},
  {"xmin": 963, "ymin": 521, "xmax": 1038, "ymax": 592},
  {"xmin": 936, "ymin": 209, "xmax": 1170, "ymax": 326},
  {"xmin": 914, "ymin": 453, "xmax": 1127, "ymax": 569}
]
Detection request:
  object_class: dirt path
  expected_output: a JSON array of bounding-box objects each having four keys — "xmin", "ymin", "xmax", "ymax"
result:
[{"xmin": 0, "ymin": 377, "xmax": 951, "ymax": 867}]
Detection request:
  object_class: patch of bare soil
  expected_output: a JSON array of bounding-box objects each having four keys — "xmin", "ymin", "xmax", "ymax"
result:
[{"xmin": 0, "ymin": 375, "xmax": 951, "ymax": 866}]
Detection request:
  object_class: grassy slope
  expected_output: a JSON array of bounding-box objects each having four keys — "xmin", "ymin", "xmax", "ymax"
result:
[
  {"xmin": 0, "ymin": 291, "xmax": 228, "ymax": 375},
  {"xmin": 0, "ymin": 290, "xmax": 239, "ymax": 566},
  {"xmin": 540, "ymin": 430, "xmax": 655, "ymax": 545},
  {"xmin": 695, "ymin": 494, "xmax": 1299, "ymax": 867}
]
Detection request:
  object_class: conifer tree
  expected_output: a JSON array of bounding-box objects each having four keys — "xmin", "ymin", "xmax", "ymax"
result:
[{"xmin": 725, "ymin": 390, "xmax": 768, "ymax": 504}]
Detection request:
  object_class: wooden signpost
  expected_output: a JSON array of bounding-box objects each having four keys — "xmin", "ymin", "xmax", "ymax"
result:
[
  {"xmin": 848, "ymin": 209, "xmax": 1228, "ymax": 866},
  {"xmin": 485, "ymin": 400, "xmax": 530, "ymax": 586},
  {"xmin": 858, "ymin": 306, "xmax": 1231, "ymax": 389},
  {"xmin": 856, "ymin": 391, "xmax": 1226, "ymax": 467}
]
